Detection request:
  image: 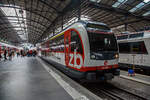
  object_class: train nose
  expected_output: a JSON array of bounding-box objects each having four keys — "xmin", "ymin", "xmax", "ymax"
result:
[
  {"xmin": 104, "ymin": 73, "xmax": 114, "ymax": 80},
  {"xmin": 113, "ymin": 69, "xmax": 120, "ymax": 76}
]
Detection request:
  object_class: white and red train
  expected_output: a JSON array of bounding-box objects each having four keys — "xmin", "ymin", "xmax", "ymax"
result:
[
  {"xmin": 117, "ymin": 30, "xmax": 150, "ymax": 74},
  {"xmin": 40, "ymin": 20, "xmax": 120, "ymax": 81},
  {"xmin": 0, "ymin": 42, "xmax": 19, "ymax": 54}
]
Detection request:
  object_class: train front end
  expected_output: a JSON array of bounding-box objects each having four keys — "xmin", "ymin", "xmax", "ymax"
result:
[{"xmin": 83, "ymin": 22, "xmax": 120, "ymax": 81}]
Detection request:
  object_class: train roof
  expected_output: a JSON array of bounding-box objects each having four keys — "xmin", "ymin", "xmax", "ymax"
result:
[
  {"xmin": 41, "ymin": 20, "xmax": 109, "ymax": 45},
  {"xmin": 0, "ymin": 42, "xmax": 18, "ymax": 49},
  {"xmin": 78, "ymin": 20, "xmax": 107, "ymax": 26}
]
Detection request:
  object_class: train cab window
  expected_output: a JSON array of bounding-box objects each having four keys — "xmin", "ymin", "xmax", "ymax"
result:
[
  {"xmin": 88, "ymin": 32, "xmax": 118, "ymax": 52},
  {"xmin": 71, "ymin": 31, "xmax": 83, "ymax": 54}
]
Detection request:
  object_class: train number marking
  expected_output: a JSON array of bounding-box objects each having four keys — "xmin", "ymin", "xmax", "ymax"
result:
[{"xmin": 68, "ymin": 49, "xmax": 83, "ymax": 69}]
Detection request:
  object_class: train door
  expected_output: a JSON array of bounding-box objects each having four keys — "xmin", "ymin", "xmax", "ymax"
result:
[{"xmin": 64, "ymin": 30, "xmax": 71, "ymax": 66}]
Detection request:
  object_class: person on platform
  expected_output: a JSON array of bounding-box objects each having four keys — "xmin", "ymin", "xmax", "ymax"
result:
[
  {"xmin": 4, "ymin": 49, "xmax": 7, "ymax": 61},
  {"xmin": 17, "ymin": 51, "xmax": 20, "ymax": 57},
  {"xmin": 20, "ymin": 50, "xmax": 23, "ymax": 57},
  {"xmin": 8, "ymin": 50, "xmax": 13, "ymax": 61},
  {"xmin": 29, "ymin": 50, "xmax": 32, "ymax": 57},
  {"xmin": 0, "ymin": 51, "xmax": 2, "ymax": 61},
  {"xmin": 33, "ymin": 50, "xmax": 37, "ymax": 57}
]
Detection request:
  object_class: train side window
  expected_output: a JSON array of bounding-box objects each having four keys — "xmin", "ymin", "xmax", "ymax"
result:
[
  {"xmin": 129, "ymin": 32, "xmax": 144, "ymax": 38},
  {"xmin": 117, "ymin": 35, "xmax": 128, "ymax": 40},
  {"xmin": 49, "ymin": 34, "xmax": 64, "ymax": 52},
  {"xmin": 119, "ymin": 43, "xmax": 130, "ymax": 53},
  {"xmin": 119, "ymin": 41, "xmax": 148, "ymax": 54},
  {"xmin": 71, "ymin": 30, "xmax": 83, "ymax": 54},
  {"xmin": 131, "ymin": 41, "xmax": 148, "ymax": 54}
]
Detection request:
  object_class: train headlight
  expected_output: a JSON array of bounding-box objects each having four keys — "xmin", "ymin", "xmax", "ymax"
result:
[
  {"xmin": 91, "ymin": 55, "xmax": 96, "ymax": 59},
  {"xmin": 115, "ymin": 54, "xmax": 119, "ymax": 59}
]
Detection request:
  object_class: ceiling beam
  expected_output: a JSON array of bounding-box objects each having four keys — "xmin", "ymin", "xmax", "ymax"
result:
[
  {"xmin": 88, "ymin": 2, "xmax": 150, "ymax": 22},
  {"xmin": 0, "ymin": 16, "xmax": 48, "ymax": 27},
  {"xmin": 0, "ymin": 5, "xmax": 53, "ymax": 22}
]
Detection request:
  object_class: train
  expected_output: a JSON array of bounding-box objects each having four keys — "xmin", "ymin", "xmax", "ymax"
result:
[
  {"xmin": 39, "ymin": 20, "xmax": 120, "ymax": 81},
  {"xmin": 0, "ymin": 42, "xmax": 19, "ymax": 56},
  {"xmin": 117, "ymin": 30, "xmax": 150, "ymax": 74}
]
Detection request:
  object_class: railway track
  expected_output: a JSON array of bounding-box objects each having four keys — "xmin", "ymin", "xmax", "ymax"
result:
[
  {"xmin": 98, "ymin": 88, "xmax": 124, "ymax": 100},
  {"xmin": 82, "ymin": 82, "xmax": 147, "ymax": 100},
  {"xmin": 42, "ymin": 59, "xmax": 148, "ymax": 100}
]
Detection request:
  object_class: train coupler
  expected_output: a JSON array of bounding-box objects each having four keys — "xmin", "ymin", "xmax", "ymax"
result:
[
  {"xmin": 104, "ymin": 73, "xmax": 114, "ymax": 80},
  {"xmin": 86, "ymin": 73, "xmax": 96, "ymax": 80},
  {"xmin": 113, "ymin": 69, "xmax": 120, "ymax": 76}
]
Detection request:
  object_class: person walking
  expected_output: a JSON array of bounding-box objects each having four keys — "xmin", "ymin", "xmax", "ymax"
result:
[
  {"xmin": 0, "ymin": 51, "xmax": 2, "ymax": 61},
  {"xmin": 17, "ymin": 51, "xmax": 20, "ymax": 57},
  {"xmin": 8, "ymin": 50, "xmax": 13, "ymax": 61},
  {"xmin": 20, "ymin": 50, "xmax": 23, "ymax": 57},
  {"xmin": 4, "ymin": 49, "xmax": 7, "ymax": 61}
]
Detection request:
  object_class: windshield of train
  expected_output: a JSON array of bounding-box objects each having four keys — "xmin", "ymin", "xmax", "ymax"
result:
[{"xmin": 88, "ymin": 32, "xmax": 118, "ymax": 53}]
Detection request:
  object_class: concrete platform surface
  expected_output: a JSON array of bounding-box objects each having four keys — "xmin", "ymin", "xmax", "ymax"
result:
[
  {"xmin": 0, "ymin": 57, "xmax": 73, "ymax": 100},
  {"xmin": 120, "ymin": 70, "xmax": 150, "ymax": 85}
]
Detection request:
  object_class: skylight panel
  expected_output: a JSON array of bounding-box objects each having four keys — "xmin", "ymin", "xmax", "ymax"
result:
[
  {"xmin": 0, "ymin": 5, "xmax": 28, "ymax": 41},
  {"xmin": 144, "ymin": 0, "xmax": 150, "ymax": 3},
  {"xmin": 7, "ymin": 17, "xmax": 18, "ymax": 20},
  {"xmin": 81, "ymin": 15, "xmax": 91, "ymax": 21},
  {"xmin": 11, "ymin": 23, "xmax": 20, "ymax": 26},
  {"xmin": 1, "ymin": 8, "xmax": 16, "ymax": 16},
  {"xmin": 143, "ymin": 10, "xmax": 150, "ymax": 16},
  {"xmin": 9, "ymin": 20, "xmax": 19, "ymax": 23},
  {"xmin": 89, "ymin": 0, "xmax": 101, "ymax": 3},
  {"xmin": 112, "ymin": 2, "xmax": 120, "ymax": 8},
  {"xmin": 112, "ymin": 0, "xmax": 128, "ymax": 8},
  {"xmin": 136, "ymin": 2, "xmax": 145, "ymax": 8},
  {"xmin": 129, "ymin": 2, "xmax": 145, "ymax": 12}
]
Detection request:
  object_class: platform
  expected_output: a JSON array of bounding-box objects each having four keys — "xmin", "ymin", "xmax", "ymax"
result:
[
  {"xmin": 109, "ymin": 70, "xmax": 150, "ymax": 98},
  {"xmin": 120, "ymin": 70, "xmax": 150, "ymax": 85},
  {"xmin": 0, "ymin": 57, "xmax": 73, "ymax": 100}
]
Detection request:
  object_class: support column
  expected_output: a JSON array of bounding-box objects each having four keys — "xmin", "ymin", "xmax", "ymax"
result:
[
  {"xmin": 124, "ymin": 15, "xmax": 128, "ymax": 31},
  {"xmin": 125, "ymin": 23, "xmax": 128, "ymax": 31},
  {"xmin": 61, "ymin": 15, "xmax": 64, "ymax": 30},
  {"xmin": 78, "ymin": 0, "xmax": 81, "ymax": 20},
  {"xmin": 53, "ymin": 23, "xmax": 55, "ymax": 36}
]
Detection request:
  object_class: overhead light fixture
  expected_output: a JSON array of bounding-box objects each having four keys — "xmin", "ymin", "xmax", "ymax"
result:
[{"xmin": 129, "ymin": 2, "xmax": 145, "ymax": 12}]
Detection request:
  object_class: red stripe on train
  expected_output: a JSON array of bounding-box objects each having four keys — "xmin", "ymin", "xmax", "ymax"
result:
[{"xmin": 67, "ymin": 64, "xmax": 119, "ymax": 72}]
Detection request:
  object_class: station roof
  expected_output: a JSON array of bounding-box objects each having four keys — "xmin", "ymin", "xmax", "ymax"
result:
[{"xmin": 0, "ymin": 0, "xmax": 150, "ymax": 45}]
